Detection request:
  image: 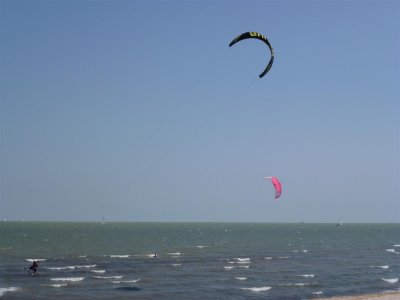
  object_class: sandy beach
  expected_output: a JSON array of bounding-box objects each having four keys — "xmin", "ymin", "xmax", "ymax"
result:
[{"xmin": 315, "ymin": 291, "xmax": 400, "ymax": 300}]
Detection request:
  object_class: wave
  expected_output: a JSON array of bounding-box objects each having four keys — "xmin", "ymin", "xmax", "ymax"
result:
[
  {"xmin": 394, "ymin": 244, "xmax": 400, "ymax": 247},
  {"xmin": 196, "ymin": 245, "xmax": 207, "ymax": 248},
  {"xmin": 264, "ymin": 257, "xmax": 273, "ymax": 260},
  {"xmin": 110, "ymin": 255, "xmax": 130, "ymax": 258},
  {"xmin": 90, "ymin": 270, "xmax": 106, "ymax": 274},
  {"xmin": 297, "ymin": 274, "xmax": 315, "ymax": 278},
  {"xmin": 312, "ymin": 291, "xmax": 323, "ymax": 295},
  {"xmin": 76, "ymin": 264, "xmax": 96, "ymax": 268},
  {"xmin": 234, "ymin": 258, "xmax": 250, "ymax": 262},
  {"xmin": 279, "ymin": 283, "xmax": 312, "ymax": 287},
  {"xmin": 370, "ymin": 265, "xmax": 390, "ymax": 269},
  {"xmin": 45, "ymin": 264, "xmax": 96, "ymax": 270},
  {"xmin": 224, "ymin": 266, "xmax": 234, "ymax": 270},
  {"xmin": 241, "ymin": 287, "xmax": 271, "ymax": 292},
  {"xmin": 48, "ymin": 284, "xmax": 68, "ymax": 288},
  {"xmin": 385, "ymin": 249, "xmax": 400, "ymax": 254},
  {"xmin": 167, "ymin": 252, "xmax": 181, "ymax": 256},
  {"xmin": 111, "ymin": 279, "xmax": 140, "ymax": 284},
  {"xmin": 94, "ymin": 276, "xmax": 123, "ymax": 279},
  {"xmin": 45, "ymin": 266, "xmax": 75, "ymax": 270},
  {"xmin": 50, "ymin": 277, "xmax": 84, "ymax": 282},
  {"xmin": 235, "ymin": 277, "xmax": 247, "ymax": 280},
  {"xmin": 0, "ymin": 287, "xmax": 21, "ymax": 297},
  {"xmin": 381, "ymin": 278, "xmax": 399, "ymax": 284},
  {"xmin": 171, "ymin": 264, "xmax": 182, "ymax": 267}
]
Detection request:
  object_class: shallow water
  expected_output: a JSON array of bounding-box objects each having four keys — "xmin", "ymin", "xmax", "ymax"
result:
[{"xmin": 0, "ymin": 222, "xmax": 399, "ymax": 299}]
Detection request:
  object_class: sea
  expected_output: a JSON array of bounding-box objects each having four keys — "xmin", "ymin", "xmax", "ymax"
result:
[{"xmin": 0, "ymin": 222, "xmax": 399, "ymax": 299}]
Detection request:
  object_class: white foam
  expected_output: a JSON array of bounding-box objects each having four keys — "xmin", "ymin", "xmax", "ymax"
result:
[
  {"xmin": 394, "ymin": 244, "xmax": 400, "ymax": 247},
  {"xmin": 241, "ymin": 287, "xmax": 271, "ymax": 292},
  {"xmin": 94, "ymin": 276, "xmax": 123, "ymax": 279},
  {"xmin": 196, "ymin": 245, "xmax": 207, "ymax": 248},
  {"xmin": 45, "ymin": 266, "xmax": 76, "ymax": 270},
  {"xmin": 111, "ymin": 279, "xmax": 140, "ymax": 284},
  {"xmin": 370, "ymin": 265, "xmax": 390, "ymax": 269},
  {"xmin": 381, "ymin": 278, "xmax": 399, "ymax": 284},
  {"xmin": 50, "ymin": 277, "xmax": 84, "ymax": 282},
  {"xmin": 171, "ymin": 264, "xmax": 182, "ymax": 267},
  {"xmin": 297, "ymin": 274, "xmax": 315, "ymax": 278},
  {"xmin": 90, "ymin": 270, "xmax": 106, "ymax": 274},
  {"xmin": 75, "ymin": 264, "xmax": 96, "ymax": 268},
  {"xmin": 48, "ymin": 284, "xmax": 68, "ymax": 288},
  {"xmin": 224, "ymin": 266, "xmax": 234, "ymax": 270},
  {"xmin": 264, "ymin": 257, "xmax": 273, "ymax": 260},
  {"xmin": 234, "ymin": 258, "xmax": 250, "ymax": 262},
  {"xmin": 312, "ymin": 291, "xmax": 324, "ymax": 295},
  {"xmin": 385, "ymin": 249, "xmax": 400, "ymax": 254},
  {"xmin": 235, "ymin": 277, "xmax": 247, "ymax": 280},
  {"xmin": 45, "ymin": 264, "xmax": 96, "ymax": 270},
  {"xmin": 167, "ymin": 252, "xmax": 181, "ymax": 256},
  {"xmin": 110, "ymin": 255, "xmax": 130, "ymax": 258},
  {"xmin": 302, "ymin": 250, "xmax": 308, "ymax": 253},
  {"xmin": 0, "ymin": 287, "xmax": 21, "ymax": 297}
]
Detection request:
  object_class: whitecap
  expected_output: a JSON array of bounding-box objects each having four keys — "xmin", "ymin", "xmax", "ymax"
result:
[
  {"xmin": 110, "ymin": 255, "xmax": 130, "ymax": 258},
  {"xmin": 111, "ymin": 279, "xmax": 140, "ymax": 284},
  {"xmin": 90, "ymin": 270, "xmax": 106, "ymax": 274},
  {"xmin": 94, "ymin": 276, "xmax": 123, "ymax": 279},
  {"xmin": 302, "ymin": 250, "xmax": 308, "ymax": 253},
  {"xmin": 167, "ymin": 252, "xmax": 181, "ymax": 256},
  {"xmin": 234, "ymin": 258, "xmax": 250, "ymax": 262},
  {"xmin": 385, "ymin": 249, "xmax": 400, "ymax": 254},
  {"xmin": 239, "ymin": 265, "xmax": 250, "ymax": 269},
  {"xmin": 45, "ymin": 266, "xmax": 75, "ymax": 270},
  {"xmin": 264, "ymin": 257, "xmax": 273, "ymax": 260},
  {"xmin": 297, "ymin": 274, "xmax": 315, "ymax": 278},
  {"xmin": 312, "ymin": 291, "xmax": 323, "ymax": 295},
  {"xmin": 196, "ymin": 245, "xmax": 207, "ymax": 248},
  {"xmin": 224, "ymin": 266, "xmax": 234, "ymax": 270},
  {"xmin": 235, "ymin": 277, "xmax": 247, "ymax": 280},
  {"xmin": 48, "ymin": 284, "xmax": 68, "ymax": 288},
  {"xmin": 0, "ymin": 287, "xmax": 21, "ymax": 297},
  {"xmin": 241, "ymin": 287, "xmax": 271, "ymax": 292},
  {"xmin": 278, "ymin": 256, "xmax": 290, "ymax": 259},
  {"xmin": 50, "ymin": 277, "xmax": 84, "ymax": 282},
  {"xmin": 394, "ymin": 244, "xmax": 400, "ymax": 247},
  {"xmin": 370, "ymin": 265, "xmax": 390, "ymax": 269},
  {"xmin": 171, "ymin": 264, "xmax": 181, "ymax": 267},
  {"xmin": 75, "ymin": 264, "xmax": 96, "ymax": 268},
  {"xmin": 381, "ymin": 278, "xmax": 399, "ymax": 284}
]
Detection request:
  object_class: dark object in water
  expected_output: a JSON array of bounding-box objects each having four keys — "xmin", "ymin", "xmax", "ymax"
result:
[{"xmin": 115, "ymin": 286, "xmax": 141, "ymax": 292}]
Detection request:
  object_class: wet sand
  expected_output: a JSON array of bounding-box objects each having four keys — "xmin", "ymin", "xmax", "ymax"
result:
[{"xmin": 315, "ymin": 291, "xmax": 400, "ymax": 300}]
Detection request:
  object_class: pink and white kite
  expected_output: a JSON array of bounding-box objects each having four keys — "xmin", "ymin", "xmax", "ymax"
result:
[{"xmin": 265, "ymin": 176, "xmax": 282, "ymax": 199}]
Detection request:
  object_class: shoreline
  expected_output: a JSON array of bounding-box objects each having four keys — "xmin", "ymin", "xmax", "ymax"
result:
[{"xmin": 315, "ymin": 291, "xmax": 400, "ymax": 300}]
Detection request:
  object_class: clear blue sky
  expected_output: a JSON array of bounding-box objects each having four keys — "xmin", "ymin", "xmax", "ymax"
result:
[{"xmin": 1, "ymin": 0, "xmax": 399, "ymax": 222}]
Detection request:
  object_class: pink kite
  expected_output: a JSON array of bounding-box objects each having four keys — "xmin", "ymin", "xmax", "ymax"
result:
[{"xmin": 265, "ymin": 176, "xmax": 282, "ymax": 199}]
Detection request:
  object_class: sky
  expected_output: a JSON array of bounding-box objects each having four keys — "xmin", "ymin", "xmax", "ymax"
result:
[{"xmin": 1, "ymin": 0, "xmax": 399, "ymax": 223}]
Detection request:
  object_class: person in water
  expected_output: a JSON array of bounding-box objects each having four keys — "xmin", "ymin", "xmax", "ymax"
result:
[{"xmin": 28, "ymin": 261, "xmax": 39, "ymax": 275}]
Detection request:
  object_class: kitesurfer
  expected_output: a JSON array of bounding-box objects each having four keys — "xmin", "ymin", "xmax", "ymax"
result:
[{"xmin": 28, "ymin": 260, "xmax": 39, "ymax": 275}]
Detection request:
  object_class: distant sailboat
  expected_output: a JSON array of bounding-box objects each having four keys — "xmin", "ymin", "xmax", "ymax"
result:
[
  {"xmin": 101, "ymin": 216, "xmax": 106, "ymax": 224},
  {"xmin": 335, "ymin": 221, "xmax": 343, "ymax": 226}
]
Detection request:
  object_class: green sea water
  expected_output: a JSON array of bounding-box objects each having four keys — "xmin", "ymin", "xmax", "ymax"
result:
[{"xmin": 1, "ymin": 222, "xmax": 399, "ymax": 299}]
